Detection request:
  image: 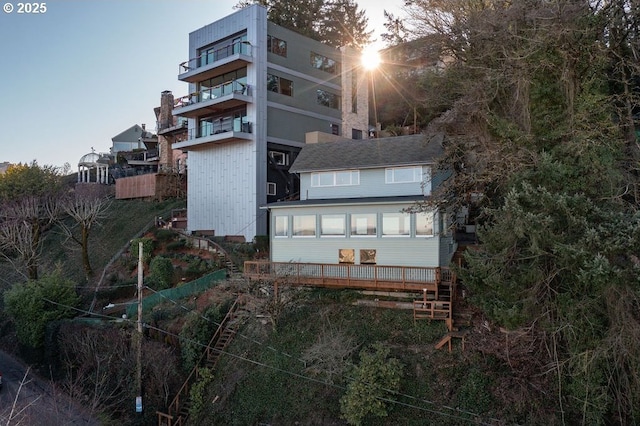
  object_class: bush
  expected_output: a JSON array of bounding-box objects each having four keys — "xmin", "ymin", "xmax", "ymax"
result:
[
  {"xmin": 130, "ymin": 237, "xmax": 154, "ymax": 264},
  {"xmin": 340, "ymin": 343, "xmax": 404, "ymax": 425},
  {"xmin": 149, "ymin": 256, "xmax": 174, "ymax": 290},
  {"xmin": 4, "ymin": 269, "xmax": 80, "ymax": 348},
  {"xmin": 166, "ymin": 239, "xmax": 187, "ymax": 251}
]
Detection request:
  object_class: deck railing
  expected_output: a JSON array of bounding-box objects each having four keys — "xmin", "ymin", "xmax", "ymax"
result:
[{"xmin": 244, "ymin": 261, "xmax": 451, "ymax": 292}]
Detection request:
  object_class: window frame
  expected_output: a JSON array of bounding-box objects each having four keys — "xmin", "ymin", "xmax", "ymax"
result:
[
  {"xmin": 311, "ymin": 170, "xmax": 359, "ymax": 187},
  {"xmin": 274, "ymin": 215, "xmax": 288, "ymax": 237},
  {"xmin": 320, "ymin": 214, "xmax": 346, "ymax": 237},
  {"xmin": 381, "ymin": 212, "xmax": 411, "ymax": 237},
  {"xmin": 292, "ymin": 214, "xmax": 316, "ymax": 237},
  {"xmin": 385, "ymin": 166, "xmax": 424, "ymax": 184},
  {"xmin": 350, "ymin": 213, "xmax": 377, "ymax": 237},
  {"xmin": 267, "ymin": 182, "xmax": 277, "ymax": 196}
]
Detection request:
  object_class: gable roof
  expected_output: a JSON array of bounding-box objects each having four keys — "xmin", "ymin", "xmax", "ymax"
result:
[{"xmin": 289, "ymin": 133, "xmax": 444, "ymax": 173}]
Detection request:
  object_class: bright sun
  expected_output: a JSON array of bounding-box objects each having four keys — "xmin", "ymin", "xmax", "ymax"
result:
[{"xmin": 361, "ymin": 46, "xmax": 381, "ymax": 70}]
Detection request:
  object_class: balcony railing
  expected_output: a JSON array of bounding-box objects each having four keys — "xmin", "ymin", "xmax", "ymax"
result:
[
  {"xmin": 178, "ymin": 41, "xmax": 252, "ymax": 74},
  {"xmin": 244, "ymin": 261, "xmax": 455, "ymax": 293},
  {"xmin": 174, "ymin": 81, "xmax": 250, "ymax": 108},
  {"xmin": 187, "ymin": 121, "xmax": 252, "ymax": 140}
]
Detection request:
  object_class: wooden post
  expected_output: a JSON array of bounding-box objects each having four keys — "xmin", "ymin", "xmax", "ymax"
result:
[{"xmin": 136, "ymin": 242, "xmax": 143, "ymax": 413}]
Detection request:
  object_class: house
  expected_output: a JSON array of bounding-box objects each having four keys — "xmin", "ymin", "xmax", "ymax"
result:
[
  {"xmin": 264, "ymin": 133, "xmax": 456, "ymax": 268},
  {"xmin": 171, "ymin": 4, "xmax": 369, "ymax": 241},
  {"xmin": 155, "ymin": 90, "xmax": 188, "ymax": 174}
]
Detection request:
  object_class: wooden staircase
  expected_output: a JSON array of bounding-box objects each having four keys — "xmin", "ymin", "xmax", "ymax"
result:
[{"xmin": 157, "ymin": 298, "xmax": 242, "ymax": 426}]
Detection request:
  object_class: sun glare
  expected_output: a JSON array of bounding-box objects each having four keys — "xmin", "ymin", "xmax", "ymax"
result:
[{"xmin": 361, "ymin": 46, "xmax": 381, "ymax": 70}]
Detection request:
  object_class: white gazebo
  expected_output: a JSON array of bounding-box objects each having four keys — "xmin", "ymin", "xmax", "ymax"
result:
[{"xmin": 77, "ymin": 150, "xmax": 110, "ymax": 184}]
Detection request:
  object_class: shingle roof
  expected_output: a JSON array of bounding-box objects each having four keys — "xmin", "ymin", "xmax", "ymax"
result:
[{"xmin": 289, "ymin": 133, "xmax": 444, "ymax": 173}]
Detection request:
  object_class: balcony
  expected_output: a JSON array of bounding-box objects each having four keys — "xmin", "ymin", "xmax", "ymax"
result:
[
  {"xmin": 172, "ymin": 81, "xmax": 252, "ymax": 119},
  {"xmin": 178, "ymin": 41, "xmax": 253, "ymax": 83},
  {"xmin": 157, "ymin": 117, "xmax": 188, "ymax": 135},
  {"xmin": 172, "ymin": 121, "xmax": 253, "ymax": 151}
]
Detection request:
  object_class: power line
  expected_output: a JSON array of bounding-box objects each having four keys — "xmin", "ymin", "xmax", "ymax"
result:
[{"xmin": 43, "ymin": 296, "xmax": 501, "ymax": 425}]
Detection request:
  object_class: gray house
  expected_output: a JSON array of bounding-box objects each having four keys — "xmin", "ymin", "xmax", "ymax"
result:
[
  {"xmin": 265, "ymin": 133, "xmax": 456, "ymax": 268},
  {"xmin": 171, "ymin": 4, "xmax": 368, "ymax": 241}
]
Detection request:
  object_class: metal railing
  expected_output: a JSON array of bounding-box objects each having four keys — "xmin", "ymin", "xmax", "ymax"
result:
[
  {"xmin": 187, "ymin": 121, "xmax": 252, "ymax": 140},
  {"xmin": 174, "ymin": 80, "xmax": 250, "ymax": 108},
  {"xmin": 178, "ymin": 41, "xmax": 252, "ymax": 74}
]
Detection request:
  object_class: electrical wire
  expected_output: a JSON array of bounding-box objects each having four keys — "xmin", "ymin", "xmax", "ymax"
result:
[{"xmin": 43, "ymin": 296, "xmax": 502, "ymax": 425}]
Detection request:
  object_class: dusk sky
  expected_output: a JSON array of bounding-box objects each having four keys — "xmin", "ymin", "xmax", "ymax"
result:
[{"xmin": 0, "ymin": 0, "xmax": 403, "ymax": 171}]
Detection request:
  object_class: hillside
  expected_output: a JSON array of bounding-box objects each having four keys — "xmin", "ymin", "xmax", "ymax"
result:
[{"xmin": 0, "ymin": 197, "xmax": 555, "ymax": 425}]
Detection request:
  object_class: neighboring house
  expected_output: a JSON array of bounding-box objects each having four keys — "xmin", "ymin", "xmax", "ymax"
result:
[
  {"xmin": 171, "ymin": 4, "xmax": 369, "ymax": 241},
  {"xmin": 265, "ymin": 133, "xmax": 456, "ymax": 268},
  {"xmin": 155, "ymin": 90, "xmax": 188, "ymax": 174}
]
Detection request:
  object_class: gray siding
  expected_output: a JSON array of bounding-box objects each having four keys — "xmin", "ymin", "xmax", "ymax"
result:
[
  {"xmin": 300, "ymin": 167, "xmax": 430, "ymax": 200},
  {"xmin": 269, "ymin": 202, "xmax": 441, "ymax": 268}
]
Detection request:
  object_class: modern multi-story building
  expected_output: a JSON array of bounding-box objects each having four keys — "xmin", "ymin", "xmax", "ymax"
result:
[{"xmin": 172, "ymin": 4, "xmax": 368, "ymax": 241}]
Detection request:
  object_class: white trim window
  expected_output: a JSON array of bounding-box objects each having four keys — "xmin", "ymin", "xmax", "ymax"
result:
[
  {"xmin": 350, "ymin": 213, "xmax": 377, "ymax": 237},
  {"xmin": 385, "ymin": 166, "xmax": 424, "ymax": 184},
  {"xmin": 267, "ymin": 182, "xmax": 276, "ymax": 196},
  {"xmin": 416, "ymin": 212, "xmax": 434, "ymax": 237},
  {"xmin": 311, "ymin": 170, "xmax": 359, "ymax": 187},
  {"xmin": 274, "ymin": 215, "xmax": 288, "ymax": 237},
  {"xmin": 269, "ymin": 151, "xmax": 288, "ymax": 166},
  {"xmin": 292, "ymin": 215, "xmax": 316, "ymax": 237},
  {"xmin": 321, "ymin": 214, "xmax": 345, "ymax": 236},
  {"xmin": 382, "ymin": 212, "xmax": 410, "ymax": 236}
]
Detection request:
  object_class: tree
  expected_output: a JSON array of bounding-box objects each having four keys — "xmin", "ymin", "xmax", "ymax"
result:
[
  {"xmin": 57, "ymin": 191, "xmax": 111, "ymax": 279},
  {"xmin": 4, "ymin": 269, "xmax": 79, "ymax": 348},
  {"xmin": 0, "ymin": 162, "xmax": 63, "ymax": 279},
  {"xmin": 339, "ymin": 343, "xmax": 403, "ymax": 425},
  {"xmin": 235, "ymin": 0, "xmax": 371, "ymax": 48},
  {"xmin": 396, "ymin": 0, "xmax": 640, "ymax": 422}
]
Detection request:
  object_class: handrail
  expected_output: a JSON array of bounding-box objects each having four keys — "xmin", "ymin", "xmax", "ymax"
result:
[
  {"xmin": 160, "ymin": 298, "xmax": 239, "ymax": 425},
  {"xmin": 174, "ymin": 80, "xmax": 250, "ymax": 108},
  {"xmin": 178, "ymin": 40, "xmax": 252, "ymax": 74},
  {"xmin": 244, "ymin": 261, "xmax": 449, "ymax": 289}
]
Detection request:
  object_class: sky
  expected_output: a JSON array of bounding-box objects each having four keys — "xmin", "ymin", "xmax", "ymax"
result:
[{"xmin": 0, "ymin": 0, "xmax": 405, "ymax": 171}]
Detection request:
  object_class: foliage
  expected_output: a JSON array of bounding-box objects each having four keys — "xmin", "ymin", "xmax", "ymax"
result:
[
  {"xmin": 400, "ymin": 0, "xmax": 640, "ymax": 422},
  {"xmin": 149, "ymin": 256, "xmax": 174, "ymax": 290},
  {"xmin": 130, "ymin": 237, "xmax": 154, "ymax": 264},
  {"xmin": 235, "ymin": 0, "xmax": 371, "ymax": 48},
  {"xmin": 179, "ymin": 304, "xmax": 222, "ymax": 371},
  {"xmin": 339, "ymin": 343, "xmax": 403, "ymax": 425},
  {"xmin": 188, "ymin": 367, "xmax": 214, "ymax": 417},
  {"xmin": 4, "ymin": 268, "xmax": 80, "ymax": 348},
  {"xmin": 0, "ymin": 162, "xmax": 65, "ymax": 280},
  {"xmin": 0, "ymin": 161, "xmax": 63, "ymax": 201}
]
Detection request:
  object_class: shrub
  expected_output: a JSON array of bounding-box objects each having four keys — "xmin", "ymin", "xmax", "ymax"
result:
[
  {"xmin": 130, "ymin": 237, "xmax": 154, "ymax": 264},
  {"xmin": 149, "ymin": 256, "xmax": 174, "ymax": 290},
  {"xmin": 340, "ymin": 343, "xmax": 404, "ymax": 425}
]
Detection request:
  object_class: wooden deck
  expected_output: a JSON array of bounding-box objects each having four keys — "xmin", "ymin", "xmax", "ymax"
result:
[{"xmin": 243, "ymin": 261, "xmax": 455, "ymax": 293}]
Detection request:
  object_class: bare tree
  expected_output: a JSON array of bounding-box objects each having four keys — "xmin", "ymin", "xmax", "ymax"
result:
[
  {"xmin": 0, "ymin": 195, "xmax": 59, "ymax": 280},
  {"xmin": 56, "ymin": 192, "xmax": 112, "ymax": 279}
]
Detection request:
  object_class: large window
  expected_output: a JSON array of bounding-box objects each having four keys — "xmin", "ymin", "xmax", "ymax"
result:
[
  {"xmin": 310, "ymin": 52, "xmax": 339, "ymax": 74},
  {"xmin": 311, "ymin": 170, "xmax": 359, "ymax": 187},
  {"xmin": 267, "ymin": 74, "xmax": 293, "ymax": 96},
  {"xmin": 198, "ymin": 68, "xmax": 247, "ymax": 100},
  {"xmin": 198, "ymin": 107, "xmax": 248, "ymax": 137},
  {"xmin": 317, "ymin": 89, "xmax": 341, "ymax": 109},
  {"xmin": 350, "ymin": 213, "xmax": 377, "ymax": 237},
  {"xmin": 274, "ymin": 215, "xmax": 288, "ymax": 237},
  {"xmin": 321, "ymin": 214, "xmax": 345, "ymax": 236},
  {"xmin": 382, "ymin": 212, "xmax": 410, "ymax": 236},
  {"xmin": 293, "ymin": 215, "xmax": 316, "ymax": 237},
  {"xmin": 416, "ymin": 212, "xmax": 434, "ymax": 237},
  {"xmin": 199, "ymin": 33, "xmax": 248, "ymax": 66},
  {"xmin": 267, "ymin": 35, "xmax": 287, "ymax": 57},
  {"xmin": 385, "ymin": 166, "xmax": 424, "ymax": 184}
]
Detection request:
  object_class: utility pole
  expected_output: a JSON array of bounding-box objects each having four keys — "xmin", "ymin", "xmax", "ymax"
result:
[{"xmin": 136, "ymin": 241, "xmax": 143, "ymax": 414}]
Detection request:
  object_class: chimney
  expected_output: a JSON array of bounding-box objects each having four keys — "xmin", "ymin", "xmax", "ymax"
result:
[{"xmin": 141, "ymin": 124, "xmax": 146, "ymax": 131}]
